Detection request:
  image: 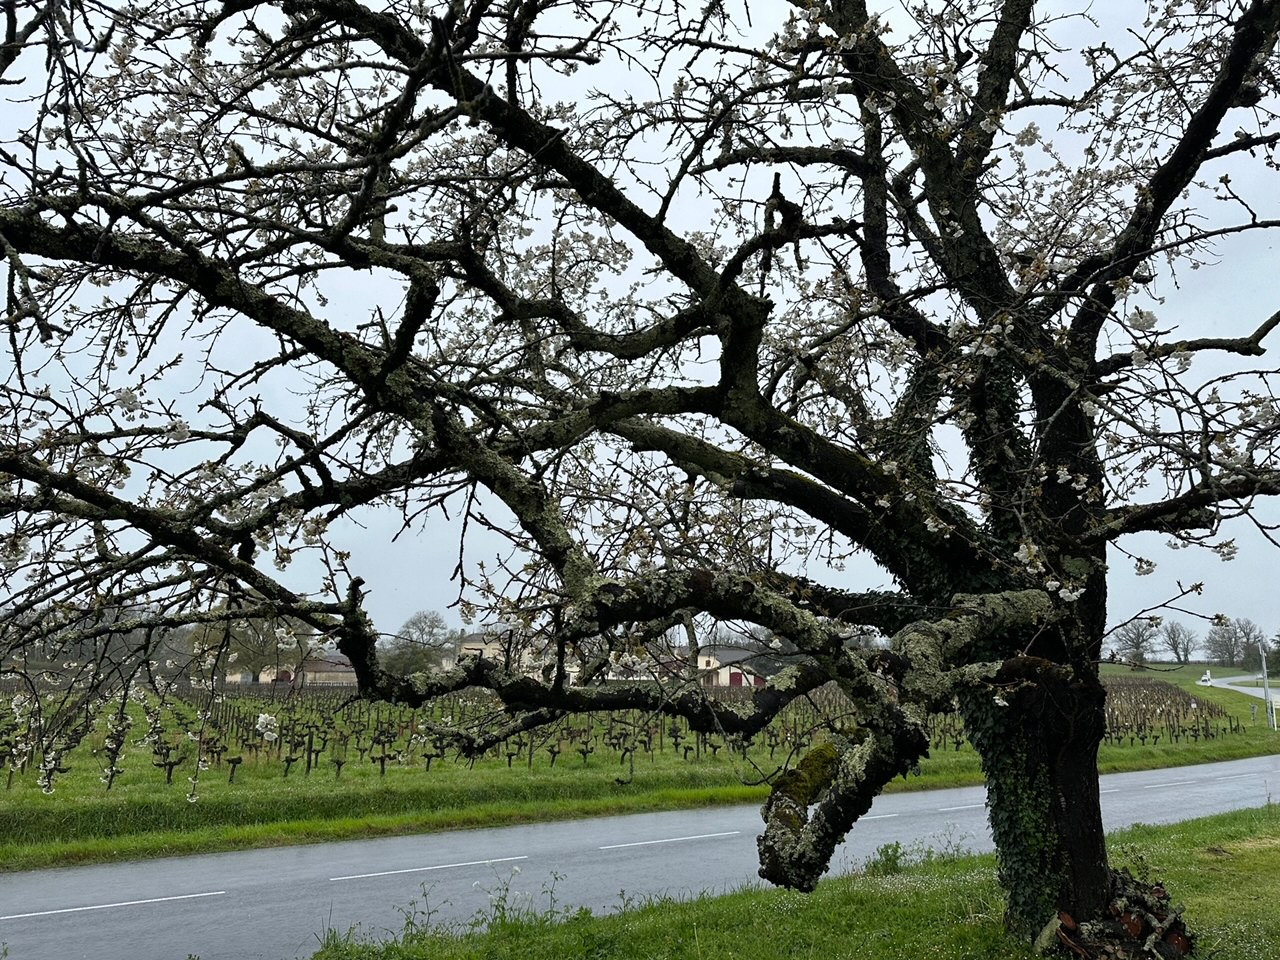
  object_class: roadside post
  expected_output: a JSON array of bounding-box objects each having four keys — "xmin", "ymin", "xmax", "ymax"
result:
[{"xmin": 1261, "ymin": 641, "xmax": 1277, "ymax": 732}]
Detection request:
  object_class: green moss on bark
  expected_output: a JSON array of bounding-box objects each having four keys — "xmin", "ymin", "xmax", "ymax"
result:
[{"xmin": 770, "ymin": 741, "xmax": 840, "ymax": 809}]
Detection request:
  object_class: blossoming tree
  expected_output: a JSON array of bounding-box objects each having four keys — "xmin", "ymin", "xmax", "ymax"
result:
[{"xmin": 3, "ymin": 0, "xmax": 1280, "ymax": 950}]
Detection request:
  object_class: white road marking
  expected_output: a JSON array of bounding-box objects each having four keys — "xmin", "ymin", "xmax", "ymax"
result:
[
  {"xmin": 862, "ymin": 814, "xmax": 899, "ymax": 820},
  {"xmin": 330, "ymin": 855, "xmax": 528, "ymax": 882},
  {"xmin": 1100, "ymin": 788, "xmax": 1121, "ymax": 794},
  {"xmin": 599, "ymin": 830, "xmax": 741, "ymax": 850},
  {"xmin": 0, "ymin": 891, "xmax": 225, "ymax": 921},
  {"xmin": 937, "ymin": 803, "xmax": 983, "ymax": 811},
  {"xmin": 1214, "ymin": 773, "xmax": 1256, "ymax": 781},
  {"xmin": 1143, "ymin": 780, "xmax": 1197, "ymax": 789}
]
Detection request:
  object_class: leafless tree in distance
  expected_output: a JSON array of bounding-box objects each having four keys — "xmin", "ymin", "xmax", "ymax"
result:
[
  {"xmin": 1111, "ymin": 619, "xmax": 1159, "ymax": 666},
  {"xmin": 381, "ymin": 609, "xmax": 457, "ymax": 673},
  {"xmin": 1160, "ymin": 621, "xmax": 1199, "ymax": 665},
  {"xmin": 1206, "ymin": 616, "xmax": 1267, "ymax": 667}
]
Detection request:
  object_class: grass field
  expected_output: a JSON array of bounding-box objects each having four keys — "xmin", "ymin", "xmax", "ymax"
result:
[
  {"xmin": 308, "ymin": 804, "xmax": 1280, "ymax": 960},
  {"xmin": 1, "ymin": 665, "xmax": 1276, "ymax": 872}
]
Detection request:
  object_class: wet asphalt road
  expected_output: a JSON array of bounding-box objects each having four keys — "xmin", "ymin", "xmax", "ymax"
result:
[{"xmin": 1, "ymin": 753, "xmax": 1278, "ymax": 960}]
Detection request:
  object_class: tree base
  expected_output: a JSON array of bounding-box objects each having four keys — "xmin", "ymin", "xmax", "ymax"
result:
[{"xmin": 1041, "ymin": 869, "xmax": 1194, "ymax": 959}]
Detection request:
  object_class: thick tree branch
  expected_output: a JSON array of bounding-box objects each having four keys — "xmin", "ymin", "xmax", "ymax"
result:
[
  {"xmin": 1085, "ymin": 472, "xmax": 1280, "ymax": 542},
  {"xmin": 1068, "ymin": 0, "xmax": 1280, "ymax": 349},
  {"xmin": 1094, "ymin": 308, "xmax": 1280, "ymax": 377},
  {"xmin": 957, "ymin": 0, "xmax": 1037, "ymax": 173},
  {"xmin": 758, "ymin": 587, "xmax": 1059, "ymax": 891}
]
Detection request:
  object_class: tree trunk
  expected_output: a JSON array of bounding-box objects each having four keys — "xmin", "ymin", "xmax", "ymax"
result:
[{"xmin": 961, "ymin": 660, "xmax": 1109, "ymax": 938}]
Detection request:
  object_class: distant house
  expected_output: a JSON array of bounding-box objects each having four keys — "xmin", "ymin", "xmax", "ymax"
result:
[
  {"xmin": 223, "ymin": 664, "xmax": 296, "ymax": 684},
  {"xmin": 224, "ymin": 651, "xmax": 355, "ymax": 686},
  {"xmin": 600, "ymin": 648, "xmax": 688, "ymax": 682},
  {"xmin": 450, "ymin": 631, "xmax": 795, "ymax": 688},
  {"xmin": 457, "ymin": 631, "xmax": 510, "ymax": 660},
  {"xmin": 587, "ymin": 644, "xmax": 796, "ymax": 687},
  {"xmin": 697, "ymin": 645, "xmax": 785, "ymax": 689},
  {"xmin": 297, "ymin": 652, "xmax": 357, "ymax": 686},
  {"xmin": 455, "ymin": 629, "xmax": 532, "ymax": 672}
]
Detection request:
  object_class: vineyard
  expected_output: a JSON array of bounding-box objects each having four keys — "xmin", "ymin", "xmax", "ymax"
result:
[
  {"xmin": 0, "ymin": 675, "xmax": 1256, "ymax": 799},
  {"xmin": 1102, "ymin": 677, "xmax": 1244, "ymax": 746}
]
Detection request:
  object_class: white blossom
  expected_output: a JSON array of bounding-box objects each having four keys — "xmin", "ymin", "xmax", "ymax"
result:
[
  {"xmin": 1014, "ymin": 541, "xmax": 1045, "ymax": 574},
  {"xmin": 113, "ymin": 387, "xmax": 142, "ymax": 412},
  {"xmin": 1214, "ymin": 539, "xmax": 1239, "ymax": 561},
  {"xmin": 1014, "ymin": 123, "xmax": 1040, "ymax": 146},
  {"xmin": 1128, "ymin": 309, "xmax": 1157, "ymax": 332}
]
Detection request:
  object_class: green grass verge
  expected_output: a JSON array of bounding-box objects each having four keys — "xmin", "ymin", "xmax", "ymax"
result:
[
  {"xmin": 0, "ymin": 787, "xmax": 766, "ymax": 872},
  {"xmin": 309, "ymin": 804, "xmax": 1280, "ymax": 960},
  {"xmin": 0, "ymin": 763, "xmax": 769, "ymax": 873}
]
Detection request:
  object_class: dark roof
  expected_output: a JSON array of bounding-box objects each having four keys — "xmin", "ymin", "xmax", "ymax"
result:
[{"xmin": 699, "ymin": 644, "xmax": 798, "ymax": 678}]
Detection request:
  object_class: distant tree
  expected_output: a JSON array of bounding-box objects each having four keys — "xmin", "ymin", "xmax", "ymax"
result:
[
  {"xmin": 1240, "ymin": 632, "xmax": 1272, "ymax": 673},
  {"xmin": 1159, "ymin": 622, "xmax": 1199, "ymax": 665},
  {"xmin": 380, "ymin": 611, "xmax": 457, "ymax": 674},
  {"xmin": 1112, "ymin": 619, "xmax": 1159, "ymax": 665},
  {"xmin": 1204, "ymin": 617, "xmax": 1266, "ymax": 668}
]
